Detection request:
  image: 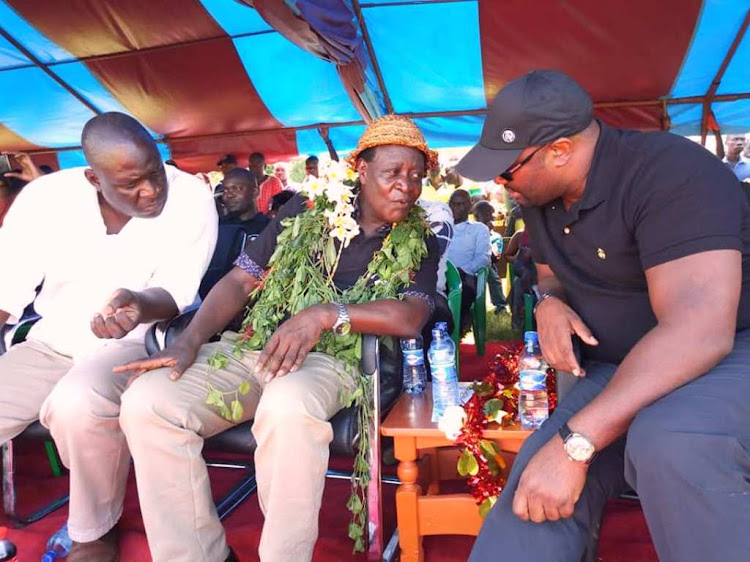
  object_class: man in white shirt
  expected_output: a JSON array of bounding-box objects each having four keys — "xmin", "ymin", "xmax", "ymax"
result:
[
  {"xmin": 0, "ymin": 112, "xmax": 217, "ymax": 561},
  {"xmin": 447, "ymin": 189, "xmax": 492, "ymax": 330}
]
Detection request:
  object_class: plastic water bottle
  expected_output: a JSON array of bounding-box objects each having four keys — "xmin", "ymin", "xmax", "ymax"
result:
[
  {"xmin": 400, "ymin": 337, "xmax": 427, "ymax": 394},
  {"xmin": 41, "ymin": 523, "xmax": 72, "ymax": 561},
  {"xmin": 518, "ymin": 331, "xmax": 549, "ymax": 429},
  {"xmin": 0, "ymin": 527, "xmax": 18, "ymax": 562},
  {"xmin": 429, "ymin": 328, "xmax": 459, "ymax": 422}
]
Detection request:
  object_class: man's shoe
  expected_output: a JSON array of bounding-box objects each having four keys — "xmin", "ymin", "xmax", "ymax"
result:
[
  {"xmin": 68, "ymin": 526, "xmax": 119, "ymax": 562},
  {"xmin": 226, "ymin": 547, "xmax": 239, "ymax": 562}
]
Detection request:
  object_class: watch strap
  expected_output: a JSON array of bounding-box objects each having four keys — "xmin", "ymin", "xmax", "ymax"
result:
[{"xmin": 558, "ymin": 422, "xmax": 573, "ymax": 442}]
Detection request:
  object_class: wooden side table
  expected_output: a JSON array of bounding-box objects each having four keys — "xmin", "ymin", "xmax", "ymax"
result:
[{"xmin": 382, "ymin": 384, "xmax": 531, "ymax": 562}]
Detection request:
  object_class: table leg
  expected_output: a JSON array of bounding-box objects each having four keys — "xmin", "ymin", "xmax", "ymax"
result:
[{"xmin": 394, "ymin": 437, "xmax": 423, "ymax": 562}]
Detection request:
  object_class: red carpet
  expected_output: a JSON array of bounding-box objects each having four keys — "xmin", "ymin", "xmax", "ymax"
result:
[{"xmin": 1, "ymin": 343, "xmax": 657, "ymax": 561}]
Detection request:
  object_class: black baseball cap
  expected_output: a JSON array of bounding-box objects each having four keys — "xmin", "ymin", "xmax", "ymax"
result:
[{"xmin": 456, "ymin": 70, "xmax": 593, "ymax": 182}]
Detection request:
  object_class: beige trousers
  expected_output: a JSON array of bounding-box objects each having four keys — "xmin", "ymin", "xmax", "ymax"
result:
[
  {"xmin": 0, "ymin": 338, "xmax": 146, "ymax": 541},
  {"xmin": 119, "ymin": 334, "xmax": 356, "ymax": 562}
]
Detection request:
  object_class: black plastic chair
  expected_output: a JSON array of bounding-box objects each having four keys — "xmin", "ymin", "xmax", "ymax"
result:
[{"xmin": 145, "ymin": 309, "xmax": 403, "ymax": 559}]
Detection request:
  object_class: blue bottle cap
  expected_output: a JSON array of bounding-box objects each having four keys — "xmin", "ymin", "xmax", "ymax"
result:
[
  {"xmin": 434, "ymin": 321, "xmax": 448, "ymax": 331},
  {"xmin": 41, "ymin": 550, "xmax": 57, "ymax": 562},
  {"xmin": 524, "ymin": 331, "xmax": 538, "ymax": 343}
]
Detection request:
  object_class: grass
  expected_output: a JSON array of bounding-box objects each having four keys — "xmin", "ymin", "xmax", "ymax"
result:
[{"xmin": 461, "ymin": 306, "xmax": 522, "ymax": 346}]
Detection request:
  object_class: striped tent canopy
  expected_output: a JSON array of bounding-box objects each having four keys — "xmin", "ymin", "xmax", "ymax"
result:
[{"xmin": 0, "ymin": 0, "xmax": 748, "ymax": 173}]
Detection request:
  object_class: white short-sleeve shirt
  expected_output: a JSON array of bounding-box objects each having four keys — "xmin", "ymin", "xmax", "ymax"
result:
[{"xmin": 0, "ymin": 165, "xmax": 218, "ymax": 359}]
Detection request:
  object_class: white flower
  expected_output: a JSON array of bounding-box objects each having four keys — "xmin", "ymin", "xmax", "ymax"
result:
[
  {"xmin": 302, "ymin": 177, "xmax": 325, "ymax": 199},
  {"xmin": 324, "ymin": 181, "xmax": 354, "ymax": 206},
  {"xmin": 438, "ymin": 405, "xmax": 467, "ymax": 441}
]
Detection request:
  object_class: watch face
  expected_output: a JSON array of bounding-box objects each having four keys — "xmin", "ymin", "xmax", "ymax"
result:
[
  {"xmin": 335, "ymin": 322, "xmax": 351, "ymax": 337},
  {"xmin": 565, "ymin": 434, "xmax": 595, "ymax": 462}
]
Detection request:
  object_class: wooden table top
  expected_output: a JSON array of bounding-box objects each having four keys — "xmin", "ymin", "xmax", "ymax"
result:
[{"xmin": 382, "ymin": 383, "xmax": 532, "ymax": 440}]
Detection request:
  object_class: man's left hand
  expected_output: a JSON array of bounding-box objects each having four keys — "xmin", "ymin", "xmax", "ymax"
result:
[
  {"xmin": 512, "ymin": 435, "xmax": 588, "ymax": 523},
  {"xmin": 254, "ymin": 304, "xmax": 335, "ymax": 382},
  {"xmin": 91, "ymin": 289, "xmax": 143, "ymax": 339}
]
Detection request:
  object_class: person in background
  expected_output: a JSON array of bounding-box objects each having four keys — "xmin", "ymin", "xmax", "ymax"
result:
[
  {"xmin": 214, "ymin": 154, "xmax": 239, "ymax": 219},
  {"xmin": 217, "ymin": 154, "xmax": 238, "ymax": 176},
  {"xmin": 418, "ymin": 197, "xmax": 455, "ymax": 349},
  {"xmin": 0, "ymin": 172, "xmax": 27, "ymax": 228},
  {"xmin": 472, "ymin": 200, "xmax": 508, "ymax": 314},
  {"xmin": 447, "ymin": 188, "xmax": 492, "ymax": 331},
  {"xmin": 273, "ymin": 162, "xmax": 296, "ymax": 191},
  {"xmin": 249, "ymin": 152, "xmax": 283, "ymax": 214},
  {"xmin": 268, "ymin": 189, "xmax": 296, "ymax": 220},
  {"xmin": 743, "ymin": 133, "xmax": 750, "ymax": 160},
  {"xmin": 723, "ymin": 134, "xmax": 750, "ymax": 182},
  {"xmin": 421, "ymin": 166, "xmax": 452, "ymax": 202},
  {"xmin": 304, "ymin": 155, "xmax": 319, "ymax": 179},
  {"xmin": 0, "ymin": 112, "xmax": 217, "ymax": 561},
  {"xmin": 503, "ymin": 228, "xmax": 535, "ymax": 331},
  {"xmin": 3, "ymin": 152, "xmax": 43, "ymax": 183},
  {"xmin": 220, "ymin": 169, "xmax": 270, "ymax": 236},
  {"xmin": 199, "ymin": 169, "xmax": 270, "ymax": 300}
]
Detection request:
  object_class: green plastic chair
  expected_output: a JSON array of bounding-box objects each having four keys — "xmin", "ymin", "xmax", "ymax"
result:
[
  {"xmin": 471, "ymin": 266, "xmax": 489, "ymax": 356},
  {"xmin": 445, "ymin": 261, "xmax": 462, "ymax": 371}
]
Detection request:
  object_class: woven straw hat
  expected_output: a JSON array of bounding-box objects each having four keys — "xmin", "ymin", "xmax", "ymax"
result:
[{"xmin": 345, "ymin": 115, "xmax": 438, "ymax": 171}]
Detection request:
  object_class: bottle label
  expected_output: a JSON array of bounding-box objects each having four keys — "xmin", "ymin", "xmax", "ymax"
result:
[
  {"xmin": 519, "ymin": 369, "xmax": 547, "ymax": 391},
  {"xmin": 432, "ymin": 362, "xmax": 457, "ymax": 382},
  {"xmin": 403, "ymin": 349, "xmax": 425, "ymax": 367}
]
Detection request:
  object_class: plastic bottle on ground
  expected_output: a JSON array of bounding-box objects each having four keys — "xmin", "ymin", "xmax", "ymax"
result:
[
  {"xmin": 41, "ymin": 522, "xmax": 72, "ymax": 561},
  {"xmin": 0, "ymin": 527, "xmax": 18, "ymax": 562}
]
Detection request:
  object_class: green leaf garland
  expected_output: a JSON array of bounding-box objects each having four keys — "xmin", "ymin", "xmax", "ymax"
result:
[{"xmin": 206, "ymin": 191, "xmax": 431, "ymax": 551}]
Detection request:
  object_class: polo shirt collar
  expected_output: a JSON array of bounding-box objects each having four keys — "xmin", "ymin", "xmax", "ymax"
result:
[{"xmin": 554, "ymin": 120, "xmax": 612, "ymax": 221}]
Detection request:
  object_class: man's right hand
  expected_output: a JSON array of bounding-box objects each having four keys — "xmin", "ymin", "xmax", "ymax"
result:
[
  {"xmin": 113, "ymin": 338, "xmax": 200, "ymax": 384},
  {"xmin": 534, "ymin": 296, "xmax": 598, "ymax": 377}
]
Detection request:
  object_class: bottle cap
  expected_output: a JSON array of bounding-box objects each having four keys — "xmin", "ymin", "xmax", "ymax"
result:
[
  {"xmin": 524, "ymin": 331, "xmax": 538, "ymax": 343},
  {"xmin": 431, "ymin": 328, "xmax": 443, "ymax": 338},
  {"xmin": 434, "ymin": 321, "xmax": 448, "ymax": 331},
  {"xmin": 42, "ymin": 551, "xmax": 56, "ymax": 562}
]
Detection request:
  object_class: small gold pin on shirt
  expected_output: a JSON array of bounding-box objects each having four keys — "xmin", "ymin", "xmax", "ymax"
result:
[{"xmin": 597, "ymin": 248, "xmax": 606, "ymax": 259}]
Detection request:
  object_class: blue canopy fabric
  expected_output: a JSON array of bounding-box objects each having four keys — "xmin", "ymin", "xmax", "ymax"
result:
[{"xmin": 0, "ymin": 0, "xmax": 747, "ymax": 172}]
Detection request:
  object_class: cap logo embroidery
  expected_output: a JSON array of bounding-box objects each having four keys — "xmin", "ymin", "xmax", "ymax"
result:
[
  {"xmin": 597, "ymin": 248, "xmax": 606, "ymax": 259},
  {"xmin": 501, "ymin": 129, "xmax": 516, "ymax": 143}
]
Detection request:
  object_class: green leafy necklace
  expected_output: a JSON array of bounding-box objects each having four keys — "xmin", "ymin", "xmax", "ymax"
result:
[{"xmin": 206, "ymin": 163, "xmax": 431, "ymax": 551}]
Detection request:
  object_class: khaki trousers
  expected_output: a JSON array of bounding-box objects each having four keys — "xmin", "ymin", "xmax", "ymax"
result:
[
  {"xmin": 119, "ymin": 334, "xmax": 356, "ymax": 562},
  {"xmin": 0, "ymin": 339, "xmax": 146, "ymax": 541}
]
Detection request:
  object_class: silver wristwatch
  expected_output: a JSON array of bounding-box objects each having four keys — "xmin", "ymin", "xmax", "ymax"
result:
[
  {"xmin": 331, "ymin": 302, "xmax": 352, "ymax": 337},
  {"xmin": 559, "ymin": 423, "xmax": 596, "ymax": 463}
]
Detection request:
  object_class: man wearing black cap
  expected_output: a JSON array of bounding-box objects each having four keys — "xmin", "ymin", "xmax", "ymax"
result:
[{"xmin": 457, "ymin": 70, "xmax": 750, "ymax": 561}]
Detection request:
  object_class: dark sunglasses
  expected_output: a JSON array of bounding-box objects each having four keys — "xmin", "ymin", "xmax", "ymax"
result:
[{"xmin": 499, "ymin": 144, "xmax": 546, "ymax": 181}]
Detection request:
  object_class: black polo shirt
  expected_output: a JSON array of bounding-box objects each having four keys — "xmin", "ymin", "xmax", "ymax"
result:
[
  {"xmin": 524, "ymin": 122, "xmax": 750, "ymax": 364},
  {"xmin": 235, "ymin": 194, "xmax": 439, "ymax": 309}
]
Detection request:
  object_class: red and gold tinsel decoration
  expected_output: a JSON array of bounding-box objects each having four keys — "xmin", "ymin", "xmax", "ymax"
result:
[{"xmin": 453, "ymin": 342, "xmax": 557, "ymax": 516}]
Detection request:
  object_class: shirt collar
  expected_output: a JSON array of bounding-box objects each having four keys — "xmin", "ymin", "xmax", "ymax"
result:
[{"xmin": 552, "ymin": 119, "xmax": 611, "ymax": 220}]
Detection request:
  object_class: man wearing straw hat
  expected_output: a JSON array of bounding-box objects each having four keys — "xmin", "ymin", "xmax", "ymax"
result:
[{"xmin": 114, "ymin": 115, "xmax": 441, "ymax": 562}]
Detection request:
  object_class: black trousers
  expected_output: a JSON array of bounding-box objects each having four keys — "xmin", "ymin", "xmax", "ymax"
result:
[{"xmin": 470, "ymin": 330, "xmax": 750, "ymax": 562}]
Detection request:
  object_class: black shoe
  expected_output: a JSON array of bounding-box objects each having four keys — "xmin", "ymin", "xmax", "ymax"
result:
[{"xmin": 226, "ymin": 547, "xmax": 239, "ymax": 562}]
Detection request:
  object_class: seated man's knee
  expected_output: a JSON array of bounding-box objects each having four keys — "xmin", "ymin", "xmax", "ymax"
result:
[
  {"xmin": 43, "ymin": 376, "xmax": 115, "ymax": 427},
  {"xmin": 120, "ymin": 373, "xmax": 177, "ymax": 435}
]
